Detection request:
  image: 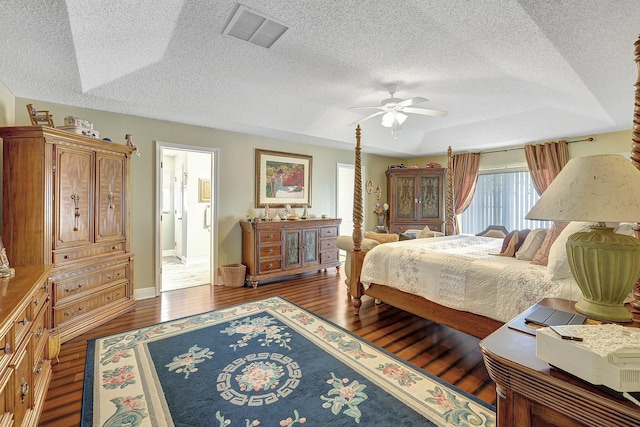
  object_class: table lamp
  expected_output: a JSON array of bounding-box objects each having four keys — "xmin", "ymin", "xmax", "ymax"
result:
[{"xmin": 526, "ymin": 154, "xmax": 640, "ymax": 322}]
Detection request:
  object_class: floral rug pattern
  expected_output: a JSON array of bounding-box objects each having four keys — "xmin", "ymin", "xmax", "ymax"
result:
[{"xmin": 82, "ymin": 297, "xmax": 495, "ymax": 426}]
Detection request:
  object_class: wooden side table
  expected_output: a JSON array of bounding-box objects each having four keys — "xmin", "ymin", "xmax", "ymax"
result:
[{"xmin": 480, "ymin": 298, "xmax": 640, "ymax": 427}]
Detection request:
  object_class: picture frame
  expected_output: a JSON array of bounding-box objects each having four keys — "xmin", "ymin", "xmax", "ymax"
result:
[
  {"xmin": 366, "ymin": 178, "xmax": 373, "ymax": 194},
  {"xmin": 255, "ymin": 149, "xmax": 312, "ymax": 208},
  {"xmin": 198, "ymin": 178, "xmax": 211, "ymax": 203}
]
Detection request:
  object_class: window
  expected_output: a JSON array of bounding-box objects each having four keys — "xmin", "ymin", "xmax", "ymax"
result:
[{"xmin": 460, "ymin": 168, "xmax": 550, "ymax": 234}]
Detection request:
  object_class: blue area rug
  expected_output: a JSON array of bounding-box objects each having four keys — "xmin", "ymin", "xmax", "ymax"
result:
[{"xmin": 82, "ymin": 297, "xmax": 495, "ymax": 426}]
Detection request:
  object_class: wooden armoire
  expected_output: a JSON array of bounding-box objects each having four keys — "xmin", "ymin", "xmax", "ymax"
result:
[
  {"xmin": 386, "ymin": 167, "xmax": 447, "ymax": 234},
  {"xmin": 0, "ymin": 126, "xmax": 135, "ymax": 343}
]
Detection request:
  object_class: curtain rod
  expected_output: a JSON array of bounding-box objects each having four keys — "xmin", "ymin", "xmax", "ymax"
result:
[{"xmin": 482, "ymin": 137, "xmax": 594, "ymax": 155}]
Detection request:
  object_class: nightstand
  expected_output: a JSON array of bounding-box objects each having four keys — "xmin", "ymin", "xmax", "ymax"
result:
[{"xmin": 480, "ymin": 298, "xmax": 640, "ymax": 426}]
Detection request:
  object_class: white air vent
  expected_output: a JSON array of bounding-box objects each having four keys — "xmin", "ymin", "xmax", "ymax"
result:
[{"xmin": 223, "ymin": 4, "xmax": 288, "ymax": 48}]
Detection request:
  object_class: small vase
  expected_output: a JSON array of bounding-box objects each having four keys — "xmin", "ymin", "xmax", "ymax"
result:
[{"xmin": 377, "ymin": 214, "xmax": 385, "ymax": 226}]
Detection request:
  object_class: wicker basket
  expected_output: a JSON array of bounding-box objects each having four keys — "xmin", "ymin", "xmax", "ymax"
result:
[{"xmin": 220, "ymin": 264, "xmax": 246, "ymax": 287}]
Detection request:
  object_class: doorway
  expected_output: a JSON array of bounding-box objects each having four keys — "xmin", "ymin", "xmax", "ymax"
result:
[
  {"xmin": 156, "ymin": 142, "xmax": 218, "ymax": 293},
  {"xmin": 336, "ymin": 163, "xmax": 363, "ymax": 261}
]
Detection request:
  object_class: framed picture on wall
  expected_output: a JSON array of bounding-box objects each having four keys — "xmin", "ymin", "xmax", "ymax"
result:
[{"xmin": 255, "ymin": 149, "xmax": 312, "ymax": 208}]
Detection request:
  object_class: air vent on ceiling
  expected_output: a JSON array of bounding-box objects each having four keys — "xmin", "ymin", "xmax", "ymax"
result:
[{"xmin": 223, "ymin": 4, "xmax": 288, "ymax": 48}]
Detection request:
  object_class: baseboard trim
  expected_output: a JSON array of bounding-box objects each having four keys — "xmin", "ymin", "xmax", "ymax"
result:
[{"xmin": 135, "ymin": 286, "xmax": 157, "ymax": 300}]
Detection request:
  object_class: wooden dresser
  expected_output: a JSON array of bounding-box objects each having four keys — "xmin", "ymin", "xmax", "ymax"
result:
[
  {"xmin": 240, "ymin": 218, "xmax": 341, "ymax": 287},
  {"xmin": 481, "ymin": 298, "xmax": 640, "ymax": 426},
  {"xmin": 0, "ymin": 265, "xmax": 53, "ymax": 427},
  {"xmin": 0, "ymin": 126, "xmax": 135, "ymax": 344},
  {"xmin": 386, "ymin": 167, "xmax": 446, "ymax": 234}
]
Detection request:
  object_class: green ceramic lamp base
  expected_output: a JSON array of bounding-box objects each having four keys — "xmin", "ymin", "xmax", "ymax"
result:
[{"xmin": 567, "ymin": 226, "xmax": 640, "ymax": 322}]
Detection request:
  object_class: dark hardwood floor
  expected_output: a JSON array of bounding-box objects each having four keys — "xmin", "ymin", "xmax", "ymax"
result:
[{"xmin": 40, "ymin": 267, "xmax": 497, "ymax": 426}]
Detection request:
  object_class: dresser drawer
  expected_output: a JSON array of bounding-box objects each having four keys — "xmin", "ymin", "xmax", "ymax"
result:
[
  {"xmin": 13, "ymin": 304, "xmax": 31, "ymax": 346},
  {"xmin": 320, "ymin": 226, "xmax": 338, "ymax": 238},
  {"xmin": 30, "ymin": 282, "xmax": 49, "ymax": 319},
  {"xmin": 0, "ymin": 368, "xmax": 12, "ymax": 423},
  {"xmin": 258, "ymin": 259, "xmax": 281, "ymax": 273},
  {"xmin": 53, "ymin": 241, "xmax": 125, "ymax": 265},
  {"xmin": 0, "ymin": 327, "xmax": 14, "ymax": 373},
  {"xmin": 259, "ymin": 231, "xmax": 281, "ymax": 243},
  {"xmin": 320, "ymin": 249, "xmax": 339, "ymax": 265},
  {"xmin": 259, "ymin": 245, "xmax": 281, "ymax": 258},
  {"xmin": 53, "ymin": 282, "xmax": 129, "ymax": 327},
  {"xmin": 31, "ymin": 301, "xmax": 49, "ymax": 360},
  {"xmin": 54, "ymin": 263, "xmax": 128, "ymax": 302},
  {"xmin": 320, "ymin": 238, "xmax": 337, "ymax": 251}
]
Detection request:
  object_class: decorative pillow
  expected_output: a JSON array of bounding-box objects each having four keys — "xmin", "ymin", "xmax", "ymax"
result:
[
  {"xmin": 498, "ymin": 229, "xmax": 530, "ymax": 257},
  {"xmin": 418, "ymin": 225, "xmax": 435, "ymax": 239},
  {"xmin": 364, "ymin": 231, "xmax": 399, "ymax": 244},
  {"xmin": 398, "ymin": 233, "xmax": 416, "ymax": 241},
  {"xmin": 547, "ymin": 222, "xmax": 593, "ymax": 279},
  {"xmin": 515, "ymin": 228, "xmax": 547, "ymax": 261},
  {"xmin": 531, "ymin": 221, "xmax": 569, "ymax": 266}
]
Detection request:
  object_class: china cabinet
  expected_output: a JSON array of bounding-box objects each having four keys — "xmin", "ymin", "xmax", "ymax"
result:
[{"xmin": 386, "ymin": 167, "xmax": 446, "ymax": 234}]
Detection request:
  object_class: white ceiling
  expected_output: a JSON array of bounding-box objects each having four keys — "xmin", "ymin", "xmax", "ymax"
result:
[{"xmin": 1, "ymin": 1, "xmax": 639, "ymax": 157}]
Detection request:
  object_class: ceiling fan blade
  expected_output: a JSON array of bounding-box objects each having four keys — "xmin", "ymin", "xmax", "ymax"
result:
[
  {"xmin": 402, "ymin": 106, "xmax": 448, "ymax": 118},
  {"xmin": 348, "ymin": 105, "xmax": 385, "ymax": 111},
  {"xmin": 398, "ymin": 97, "xmax": 428, "ymax": 107},
  {"xmin": 347, "ymin": 110, "xmax": 386, "ymax": 126}
]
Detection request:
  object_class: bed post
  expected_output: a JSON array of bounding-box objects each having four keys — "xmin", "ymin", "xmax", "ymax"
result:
[
  {"xmin": 350, "ymin": 125, "xmax": 365, "ymax": 314},
  {"xmin": 445, "ymin": 146, "xmax": 455, "ymax": 235},
  {"xmin": 630, "ymin": 34, "xmax": 640, "ymax": 312}
]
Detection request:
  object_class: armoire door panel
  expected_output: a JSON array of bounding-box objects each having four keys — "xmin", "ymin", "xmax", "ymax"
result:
[
  {"xmin": 96, "ymin": 154, "xmax": 125, "ymax": 242},
  {"xmin": 56, "ymin": 147, "xmax": 94, "ymax": 248},
  {"xmin": 395, "ymin": 176, "xmax": 416, "ymax": 218},
  {"xmin": 420, "ymin": 176, "xmax": 441, "ymax": 219}
]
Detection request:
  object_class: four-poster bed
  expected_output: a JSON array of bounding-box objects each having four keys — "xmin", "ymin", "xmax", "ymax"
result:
[{"xmin": 348, "ymin": 34, "xmax": 640, "ymax": 339}]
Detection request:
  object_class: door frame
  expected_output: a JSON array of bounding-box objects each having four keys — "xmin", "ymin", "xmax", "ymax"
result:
[{"xmin": 155, "ymin": 141, "xmax": 219, "ymax": 296}]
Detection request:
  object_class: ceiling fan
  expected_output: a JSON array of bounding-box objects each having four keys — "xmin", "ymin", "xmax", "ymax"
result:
[{"xmin": 348, "ymin": 84, "xmax": 448, "ymax": 135}]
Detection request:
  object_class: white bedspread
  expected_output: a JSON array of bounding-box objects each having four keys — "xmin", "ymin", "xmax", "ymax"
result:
[{"xmin": 360, "ymin": 235, "xmax": 582, "ymax": 323}]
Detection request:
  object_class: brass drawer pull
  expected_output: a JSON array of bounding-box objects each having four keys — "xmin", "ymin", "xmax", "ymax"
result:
[
  {"xmin": 268, "ymin": 263, "xmax": 273, "ymax": 269},
  {"xmin": 64, "ymin": 306, "xmax": 83, "ymax": 316},
  {"xmin": 35, "ymin": 324, "xmax": 44, "ymax": 338},
  {"xmin": 34, "ymin": 298, "xmax": 39, "ymax": 306},
  {"xmin": 1, "ymin": 343, "xmax": 10, "ymax": 353},
  {"xmin": 34, "ymin": 359, "xmax": 44, "ymax": 374},
  {"xmin": 21, "ymin": 317, "xmax": 29, "ymax": 326},
  {"xmin": 65, "ymin": 284, "xmax": 83, "ymax": 293},
  {"xmin": 42, "ymin": 284, "xmax": 49, "ymax": 292},
  {"xmin": 106, "ymin": 290, "xmax": 121, "ymax": 300},
  {"xmin": 106, "ymin": 272, "xmax": 122, "ymax": 280},
  {"xmin": 71, "ymin": 191, "xmax": 81, "ymax": 231},
  {"xmin": 20, "ymin": 378, "xmax": 29, "ymax": 402},
  {"xmin": 107, "ymin": 192, "xmax": 115, "ymax": 209},
  {"xmin": 268, "ymin": 234, "xmax": 273, "ymax": 239},
  {"xmin": 267, "ymin": 249, "xmax": 273, "ymax": 254},
  {"xmin": 63, "ymin": 254, "xmax": 71, "ymax": 260}
]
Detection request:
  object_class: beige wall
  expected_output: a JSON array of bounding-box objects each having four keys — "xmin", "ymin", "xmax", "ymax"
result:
[
  {"xmin": 8, "ymin": 98, "xmax": 400, "ymax": 293},
  {"xmin": 410, "ymin": 130, "xmax": 634, "ymax": 170}
]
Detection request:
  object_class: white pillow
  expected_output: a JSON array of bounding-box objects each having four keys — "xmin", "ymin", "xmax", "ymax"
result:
[
  {"xmin": 547, "ymin": 221, "xmax": 592, "ymax": 280},
  {"xmin": 615, "ymin": 222, "xmax": 637, "ymax": 236},
  {"xmin": 515, "ymin": 228, "xmax": 547, "ymax": 261}
]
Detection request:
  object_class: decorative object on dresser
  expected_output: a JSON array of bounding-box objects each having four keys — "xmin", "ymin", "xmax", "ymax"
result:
[
  {"xmin": 240, "ymin": 218, "xmax": 341, "ymax": 287},
  {"xmin": 255, "ymin": 149, "xmax": 312, "ymax": 208},
  {"xmin": 0, "ymin": 126, "xmax": 136, "ymax": 344},
  {"xmin": 526, "ymin": 154, "xmax": 640, "ymax": 322},
  {"xmin": 0, "ymin": 265, "xmax": 53, "ymax": 427},
  {"xmin": 386, "ymin": 166, "xmax": 446, "ymax": 235},
  {"xmin": 25, "ymin": 104, "xmax": 54, "ymax": 127}
]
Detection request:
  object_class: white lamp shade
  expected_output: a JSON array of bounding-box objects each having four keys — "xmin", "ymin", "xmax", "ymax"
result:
[
  {"xmin": 525, "ymin": 154, "xmax": 640, "ymax": 223},
  {"xmin": 381, "ymin": 111, "xmax": 408, "ymax": 128}
]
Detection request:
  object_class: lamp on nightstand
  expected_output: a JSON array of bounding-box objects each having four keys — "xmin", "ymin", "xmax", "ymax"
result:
[{"xmin": 526, "ymin": 154, "xmax": 640, "ymax": 322}]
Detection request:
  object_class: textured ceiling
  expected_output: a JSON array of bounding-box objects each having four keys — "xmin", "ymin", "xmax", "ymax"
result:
[{"xmin": 1, "ymin": 0, "xmax": 639, "ymax": 157}]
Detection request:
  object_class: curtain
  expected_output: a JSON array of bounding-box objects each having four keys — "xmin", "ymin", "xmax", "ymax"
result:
[
  {"xmin": 452, "ymin": 151, "xmax": 481, "ymax": 234},
  {"xmin": 524, "ymin": 140, "xmax": 569, "ymax": 195}
]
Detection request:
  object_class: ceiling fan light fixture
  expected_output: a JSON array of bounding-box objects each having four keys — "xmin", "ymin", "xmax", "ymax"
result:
[{"xmin": 381, "ymin": 111, "xmax": 407, "ymax": 128}]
